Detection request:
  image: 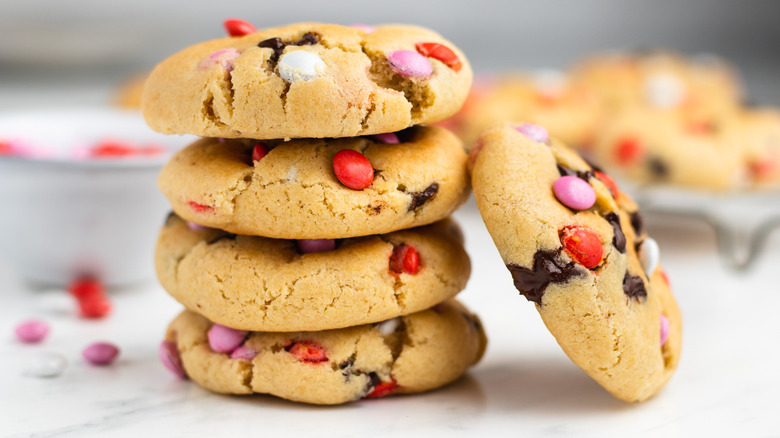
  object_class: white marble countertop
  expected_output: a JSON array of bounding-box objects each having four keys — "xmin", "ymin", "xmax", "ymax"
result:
[{"xmin": 1, "ymin": 198, "xmax": 779, "ymax": 437}]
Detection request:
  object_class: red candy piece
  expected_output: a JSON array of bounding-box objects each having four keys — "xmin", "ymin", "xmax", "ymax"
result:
[
  {"xmin": 660, "ymin": 269, "xmax": 671, "ymax": 287},
  {"xmin": 365, "ymin": 378, "xmax": 399, "ymax": 399},
  {"xmin": 615, "ymin": 137, "xmax": 643, "ymax": 165},
  {"xmin": 79, "ymin": 296, "xmax": 112, "ymax": 319},
  {"xmin": 224, "ymin": 18, "xmax": 256, "ymax": 37},
  {"xmin": 594, "ymin": 170, "xmax": 620, "ymax": 199},
  {"xmin": 333, "ymin": 149, "xmax": 374, "ymax": 190},
  {"xmin": 91, "ymin": 140, "xmax": 136, "ymax": 157},
  {"xmin": 69, "ymin": 277, "xmax": 105, "ymax": 300},
  {"xmin": 251, "ymin": 142, "xmax": 268, "ymax": 162},
  {"xmin": 560, "ymin": 226, "xmax": 603, "ymax": 269},
  {"xmin": 187, "ymin": 201, "xmax": 214, "ymax": 213},
  {"xmin": 0, "ymin": 141, "xmax": 12, "ymax": 155},
  {"xmin": 415, "ymin": 42, "xmax": 462, "ymax": 72},
  {"xmin": 389, "ymin": 244, "xmax": 420, "ymax": 275},
  {"xmin": 285, "ymin": 340, "xmax": 328, "ymax": 363}
]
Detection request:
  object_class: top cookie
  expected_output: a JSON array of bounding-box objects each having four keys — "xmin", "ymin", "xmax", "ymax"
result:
[{"xmin": 142, "ymin": 22, "xmax": 472, "ymax": 139}]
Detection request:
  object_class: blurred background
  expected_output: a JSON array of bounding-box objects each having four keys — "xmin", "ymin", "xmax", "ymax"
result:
[{"xmin": 1, "ymin": 0, "xmax": 779, "ymax": 110}]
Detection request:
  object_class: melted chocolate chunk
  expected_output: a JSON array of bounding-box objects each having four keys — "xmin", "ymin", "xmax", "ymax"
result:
[
  {"xmin": 395, "ymin": 126, "xmax": 419, "ymax": 143},
  {"xmin": 339, "ymin": 357, "xmax": 355, "ymax": 380},
  {"xmin": 408, "ymin": 183, "xmax": 439, "ymax": 211},
  {"xmin": 366, "ymin": 372, "xmax": 381, "ymax": 394},
  {"xmin": 582, "ymin": 156, "xmax": 604, "ymax": 173},
  {"xmin": 207, "ymin": 234, "xmax": 237, "ymax": 245},
  {"xmin": 258, "ymin": 32, "xmax": 321, "ymax": 63},
  {"xmin": 622, "ymin": 272, "xmax": 648, "ymax": 302},
  {"xmin": 294, "ymin": 32, "xmax": 320, "ymax": 46},
  {"xmin": 605, "ymin": 212, "xmax": 626, "ymax": 253},
  {"xmin": 556, "ymin": 164, "xmax": 594, "ymax": 182},
  {"xmin": 630, "ymin": 211, "xmax": 644, "ymax": 236},
  {"xmin": 648, "ymin": 157, "xmax": 669, "ymax": 178},
  {"xmin": 164, "ymin": 211, "xmax": 177, "ymax": 227},
  {"xmin": 506, "ymin": 250, "xmax": 584, "ymax": 304}
]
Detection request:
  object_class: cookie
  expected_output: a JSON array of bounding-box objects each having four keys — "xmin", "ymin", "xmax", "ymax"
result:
[
  {"xmin": 444, "ymin": 71, "xmax": 603, "ymax": 149},
  {"xmin": 738, "ymin": 107, "xmax": 780, "ymax": 186},
  {"xmin": 158, "ymin": 125, "xmax": 470, "ymax": 239},
  {"xmin": 142, "ymin": 22, "xmax": 472, "ymax": 139},
  {"xmin": 156, "ymin": 213, "xmax": 470, "ymax": 332},
  {"xmin": 161, "ymin": 299, "xmax": 486, "ymax": 405},
  {"xmin": 470, "ymin": 123, "xmax": 682, "ymax": 402}
]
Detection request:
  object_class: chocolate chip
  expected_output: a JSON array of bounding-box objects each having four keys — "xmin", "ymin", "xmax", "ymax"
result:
[
  {"xmin": 339, "ymin": 357, "xmax": 355, "ymax": 380},
  {"xmin": 581, "ymin": 156, "xmax": 604, "ymax": 173},
  {"xmin": 648, "ymin": 157, "xmax": 669, "ymax": 178},
  {"xmin": 366, "ymin": 372, "xmax": 381, "ymax": 394},
  {"xmin": 557, "ymin": 164, "xmax": 594, "ymax": 182},
  {"xmin": 395, "ymin": 126, "xmax": 419, "ymax": 143},
  {"xmin": 207, "ymin": 234, "xmax": 237, "ymax": 245},
  {"xmin": 506, "ymin": 250, "xmax": 584, "ymax": 304},
  {"xmin": 294, "ymin": 32, "xmax": 320, "ymax": 46},
  {"xmin": 630, "ymin": 211, "xmax": 644, "ymax": 236},
  {"xmin": 164, "ymin": 211, "xmax": 177, "ymax": 227},
  {"xmin": 257, "ymin": 37, "xmax": 285, "ymax": 62},
  {"xmin": 408, "ymin": 183, "xmax": 439, "ymax": 211},
  {"xmin": 605, "ymin": 212, "xmax": 626, "ymax": 253},
  {"xmin": 622, "ymin": 272, "xmax": 647, "ymax": 301}
]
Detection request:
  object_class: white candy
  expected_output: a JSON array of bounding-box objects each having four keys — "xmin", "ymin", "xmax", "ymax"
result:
[
  {"xmin": 278, "ymin": 51, "xmax": 325, "ymax": 83},
  {"xmin": 25, "ymin": 352, "xmax": 67, "ymax": 378},
  {"xmin": 376, "ymin": 318, "xmax": 400, "ymax": 336},
  {"xmin": 639, "ymin": 237, "xmax": 660, "ymax": 277},
  {"xmin": 644, "ymin": 73, "xmax": 686, "ymax": 109}
]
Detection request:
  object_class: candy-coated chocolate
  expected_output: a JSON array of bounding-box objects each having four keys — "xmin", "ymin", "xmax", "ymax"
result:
[
  {"xmin": 296, "ymin": 239, "xmax": 336, "ymax": 253},
  {"xmin": 208, "ymin": 324, "xmax": 248, "ymax": 353},
  {"xmin": 553, "ymin": 176, "xmax": 596, "ymax": 210},
  {"xmin": 278, "ymin": 51, "xmax": 325, "ymax": 82},
  {"xmin": 251, "ymin": 142, "xmax": 269, "ymax": 162},
  {"xmin": 83, "ymin": 342, "xmax": 120, "ymax": 366},
  {"xmin": 387, "ymin": 50, "xmax": 433, "ymax": 79},
  {"xmin": 389, "ymin": 244, "xmax": 420, "ymax": 275},
  {"xmin": 515, "ymin": 123, "xmax": 549, "ymax": 143},
  {"xmin": 375, "ymin": 318, "xmax": 400, "ymax": 336},
  {"xmin": 159, "ymin": 340, "xmax": 187, "ymax": 379},
  {"xmin": 224, "ymin": 18, "xmax": 256, "ymax": 37},
  {"xmin": 560, "ymin": 226, "xmax": 603, "ymax": 269},
  {"xmin": 639, "ymin": 238, "xmax": 660, "ymax": 276},
  {"xmin": 415, "ymin": 42, "xmax": 462, "ymax": 72},
  {"xmin": 333, "ymin": 149, "xmax": 374, "ymax": 190},
  {"xmin": 286, "ymin": 340, "xmax": 328, "ymax": 363},
  {"xmin": 25, "ymin": 352, "xmax": 67, "ymax": 378},
  {"xmin": 660, "ymin": 314, "xmax": 670, "ymax": 346},
  {"xmin": 15, "ymin": 320, "xmax": 50, "ymax": 343},
  {"xmin": 373, "ymin": 132, "xmax": 400, "ymax": 144},
  {"xmin": 230, "ymin": 345, "xmax": 258, "ymax": 360}
]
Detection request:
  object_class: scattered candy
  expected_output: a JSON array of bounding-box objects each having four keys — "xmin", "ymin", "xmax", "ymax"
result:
[
  {"xmin": 615, "ymin": 137, "xmax": 643, "ymax": 165},
  {"xmin": 553, "ymin": 176, "xmax": 596, "ymax": 210},
  {"xmin": 69, "ymin": 277, "xmax": 104, "ymax": 300},
  {"xmin": 594, "ymin": 170, "xmax": 620, "ymax": 199},
  {"xmin": 79, "ymin": 296, "xmax": 112, "ymax": 319},
  {"xmin": 366, "ymin": 378, "xmax": 398, "ymax": 399},
  {"xmin": 286, "ymin": 340, "xmax": 328, "ymax": 363},
  {"xmin": 89, "ymin": 140, "xmax": 165, "ymax": 158},
  {"xmin": 375, "ymin": 318, "xmax": 400, "ymax": 336},
  {"xmin": 560, "ymin": 226, "xmax": 603, "ymax": 269},
  {"xmin": 15, "ymin": 320, "xmax": 50, "ymax": 343},
  {"xmin": 389, "ymin": 244, "xmax": 420, "ymax": 275},
  {"xmin": 638, "ymin": 237, "xmax": 660, "ymax": 276},
  {"xmin": 83, "ymin": 342, "xmax": 120, "ymax": 366},
  {"xmin": 159, "ymin": 340, "xmax": 187, "ymax": 379},
  {"xmin": 224, "ymin": 18, "xmax": 256, "ymax": 37},
  {"xmin": 373, "ymin": 132, "xmax": 400, "ymax": 144},
  {"xmin": 69, "ymin": 277, "xmax": 111, "ymax": 319},
  {"xmin": 387, "ymin": 50, "xmax": 433, "ymax": 79},
  {"xmin": 415, "ymin": 42, "xmax": 462, "ymax": 72},
  {"xmin": 230, "ymin": 345, "xmax": 258, "ymax": 360},
  {"xmin": 199, "ymin": 49, "xmax": 241, "ymax": 74},
  {"xmin": 25, "ymin": 352, "xmax": 67, "ymax": 378},
  {"xmin": 515, "ymin": 123, "xmax": 549, "ymax": 143},
  {"xmin": 208, "ymin": 324, "xmax": 248, "ymax": 354},
  {"xmin": 660, "ymin": 314, "xmax": 670, "ymax": 346},
  {"xmin": 187, "ymin": 201, "xmax": 214, "ymax": 213},
  {"xmin": 333, "ymin": 149, "xmax": 374, "ymax": 190},
  {"xmin": 278, "ymin": 50, "xmax": 325, "ymax": 82},
  {"xmin": 251, "ymin": 142, "xmax": 269, "ymax": 162},
  {"xmin": 296, "ymin": 239, "xmax": 336, "ymax": 253}
]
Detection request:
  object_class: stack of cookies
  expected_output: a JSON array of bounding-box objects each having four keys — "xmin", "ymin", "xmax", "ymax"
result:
[{"xmin": 142, "ymin": 21, "xmax": 486, "ymax": 405}]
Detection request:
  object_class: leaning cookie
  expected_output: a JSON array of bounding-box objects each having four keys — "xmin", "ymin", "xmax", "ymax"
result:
[
  {"xmin": 142, "ymin": 22, "xmax": 471, "ymax": 139},
  {"xmin": 470, "ymin": 122, "xmax": 681, "ymax": 402},
  {"xmin": 160, "ymin": 299, "xmax": 486, "ymax": 405},
  {"xmin": 156, "ymin": 213, "xmax": 470, "ymax": 332},
  {"xmin": 159, "ymin": 126, "xmax": 469, "ymax": 239}
]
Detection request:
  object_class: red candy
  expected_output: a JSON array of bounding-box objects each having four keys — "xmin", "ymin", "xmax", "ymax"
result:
[
  {"xmin": 389, "ymin": 244, "xmax": 420, "ymax": 275},
  {"xmin": 333, "ymin": 149, "xmax": 374, "ymax": 190},
  {"xmin": 615, "ymin": 137, "xmax": 643, "ymax": 165},
  {"xmin": 365, "ymin": 378, "xmax": 398, "ymax": 399},
  {"xmin": 594, "ymin": 170, "xmax": 620, "ymax": 199},
  {"xmin": 224, "ymin": 18, "xmax": 256, "ymax": 37},
  {"xmin": 415, "ymin": 42, "xmax": 462, "ymax": 72},
  {"xmin": 187, "ymin": 201, "xmax": 214, "ymax": 213},
  {"xmin": 251, "ymin": 142, "xmax": 268, "ymax": 162},
  {"xmin": 79, "ymin": 296, "xmax": 112, "ymax": 318},
  {"xmin": 0, "ymin": 141, "xmax": 12, "ymax": 155},
  {"xmin": 285, "ymin": 340, "xmax": 328, "ymax": 363},
  {"xmin": 69, "ymin": 277, "xmax": 111, "ymax": 318},
  {"xmin": 560, "ymin": 226, "xmax": 603, "ymax": 269},
  {"xmin": 90, "ymin": 140, "xmax": 164, "ymax": 158}
]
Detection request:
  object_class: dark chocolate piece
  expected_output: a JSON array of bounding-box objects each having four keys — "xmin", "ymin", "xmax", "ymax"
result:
[
  {"xmin": 630, "ymin": 211, "xmax": 644, "ymax": 236},
  {"xmin": 506, "ymin": 250, "xmax": 584, "ymax": 304},
  {"xmin": 207, "ymin": 234, "xmax": 237, "ymax": 245},
  {"xmin": 622, "ymin": 272, "xmax": 647, "ymax": 302},
  {"xmin": 366, "ymin": 372, "xmax": 381, "ymax": 394},
  {"xmin": 258, "ymin": 32, "xmax": 321, "ymax": 64},
  {"xmin": 339, "ymin": 356, "xmax": 355, "ymax": 380},
  {"xmin": 164, "ymin": 211, "xmax": 177, "ymax": 227},
  {"xmin": 408, "ymin": 183, "xmax": 439, "ymax": 211},
  {"xmin": 294, "ymin": 32, "xmax": 320, "ymax": 46},
  {"xmin": 556, "ymin": 164, "xmax": 594, "ymax": 182},
  {"xmin": 648, "ymin": 157, "xmax": 669, "ymax": 178},
  {"xmin": 605, "ymin": 212, "xmax": 626, "ymax": 253}
]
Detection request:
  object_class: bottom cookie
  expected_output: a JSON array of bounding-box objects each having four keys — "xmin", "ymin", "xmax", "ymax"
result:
[{"xmin": 161, "ymin": 299, "xmax": 487, "ymax": 405}]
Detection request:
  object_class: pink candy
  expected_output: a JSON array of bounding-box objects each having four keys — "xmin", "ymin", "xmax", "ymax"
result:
[
  {"xmin": 660, "ymin": 314, "xmax": 670, "ymax": 346},
  {"xmin": 516, "ymin": 123, "xmax": 549, "ymax": 143},
  {"xmin": 186, "ymin": 221, "xmax": 208, "ymax": 231},
  {"xmin": 372, "ymin": 132, "xmax": 400, "ymax": 144},
  {"xmin": 15, "ymin": 319, "xmax": 50, "ymax": 343},
  {"xmin": 387, "ymin": 50, "xmax": 433, "ymax": 79},
  {"xmin": 208, "ymin": 324, "xmax": 247, "ymax": 353},
  {"xmin": 296, "ymin": 239, "xmax": 336, "ymax": 253},
  {"xmin": 199, "ymin": 49, "xmax": 240, "ymax": 73},
  {"xmin": 350, "ymin": 24, "xmax": 376, "ymax": 33},
  {"xmin": 553, "ymin": 176, "xmax": 596, "ymax": 210},
  {"xmin": 83, "ymin": 342, "xmax": 120, "ymax": 366},
  {"xmin": 230, "ymin": 345, "xmax": 258, "ymax": 360},
  {"xmin": 159, "ymin": 340, "xmax": 187, "ymax": 379}
]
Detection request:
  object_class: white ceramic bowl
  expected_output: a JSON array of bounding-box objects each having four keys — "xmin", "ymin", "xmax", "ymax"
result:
[{"xmin": 0, "ymin": 108, "xmax": 195, "ymax": 286}]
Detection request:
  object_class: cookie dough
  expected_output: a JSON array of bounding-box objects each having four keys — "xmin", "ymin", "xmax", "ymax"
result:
[
  {"xmin": 142, "ymin": 23, "xmax": 472, "ymax": 139},
  {"xmin": 158, "ymin": 126, "xmax": 470, "ymax": 239},
  {"xmin": 470, "ymin": 123, "xmax": 682, "ymax": 402},
  {"xmin": 156, "ymin": 213, "xmax": 470, "ymax": 332},
  {"xmin": 162, "ymin": 299, "xmax": 487, "ymax": 405}
]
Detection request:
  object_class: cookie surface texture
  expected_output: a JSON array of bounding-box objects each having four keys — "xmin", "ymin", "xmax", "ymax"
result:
[
  {"xmin": 142, "ymin": 23, "xmax": 472, "ymax": 139},
  {"xmin": 158, "ymin": 126, "xmax": 469, "ymax": 239},
  {"xmin": 164, "ymin": 299, "xmax": 486, "ymax": 405},
  {"xmin": 470, "ymin": 123, "xmax": 682, "ymax": 402}
]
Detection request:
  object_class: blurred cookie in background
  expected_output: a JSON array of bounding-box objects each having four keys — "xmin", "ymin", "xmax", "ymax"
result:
[{"xmin": 114, "ymin": 73, "xmax": 148, "ymax": 109}]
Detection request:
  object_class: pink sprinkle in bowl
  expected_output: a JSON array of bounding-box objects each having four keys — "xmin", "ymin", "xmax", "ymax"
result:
[{"xmin": 0, "ymin": 108, "xmax": 195, "ymax": 286}]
